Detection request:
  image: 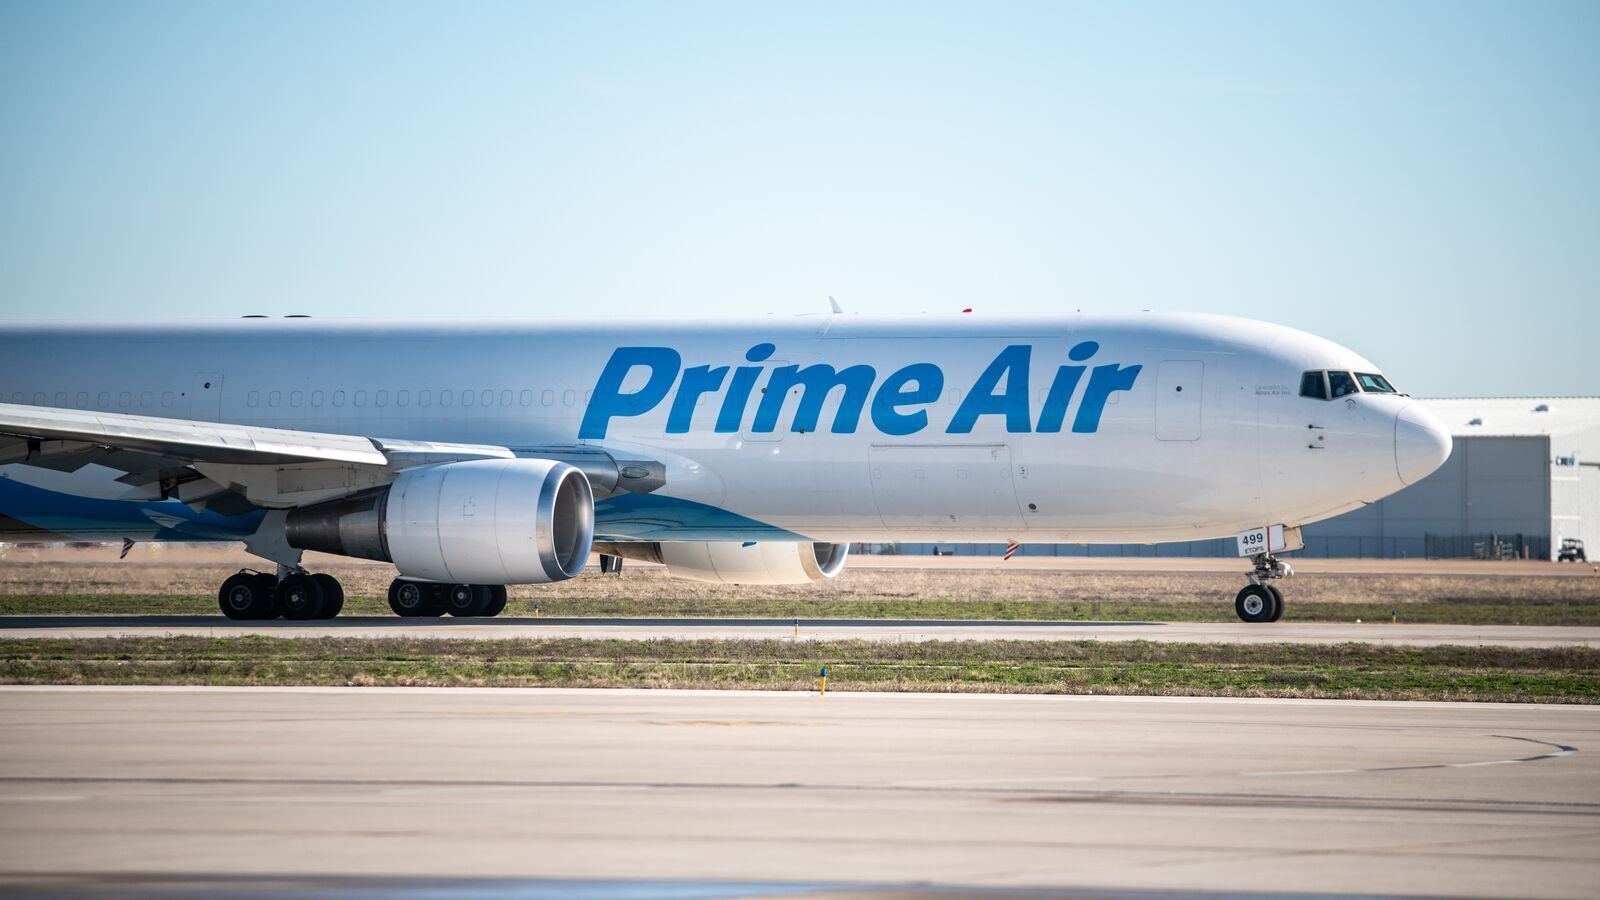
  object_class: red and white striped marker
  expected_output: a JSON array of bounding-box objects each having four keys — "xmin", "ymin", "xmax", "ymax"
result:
[{"xmin": 1003, "ymin": 540, "xmax": 1020, "ymax": 560}]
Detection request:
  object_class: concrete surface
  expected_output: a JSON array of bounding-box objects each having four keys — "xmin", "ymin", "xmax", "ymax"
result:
[
  {"xmin": 3, "ymin": 614, "xmax": 1598, "ymax": 648},
  {"xmin": 0, "ymin": 686, "xmax": 1595, "ymax": 898}
]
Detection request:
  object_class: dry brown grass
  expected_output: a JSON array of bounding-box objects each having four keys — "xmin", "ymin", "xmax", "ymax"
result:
[{"xmin": 1, "ymin": 557, "xmax": 1595, "ymax": 604}]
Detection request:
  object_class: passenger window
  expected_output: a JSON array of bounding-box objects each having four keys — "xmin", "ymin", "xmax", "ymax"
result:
[
  {"xmin": 162, "ymin": 391, "xmax": 174, "ymax": 407},
  {"xmin": 332, "ymin": 391, "xmax": 345, "ymax": 407},
  {"xmin": 1299, "ymin": 372, "xmax": 1327, "ymax": 400},
  {"xmin": 396, "ymin": 390, "xmax": 409, "ymax": 407},
  {"xmin": 500, "ymin": 389, "xmax": 512, "ymax": 407},
  {"xmin": 290, "ymin": 391, "xmax": 303, "ymax": 407},
  {"xmin": 1328, "ymin": 371, "xmax": 1359, "ymax": 398},
  {"xmin": 419, "ymin": 390, "xmax": 431, "ymax": 407},
  {"xmin": 461, "ymin": 390, "xmax": 474, "ymax": 408},
  {"xmin": 563, "ymin": 389, "xmax": 576, "ymax": 407},
  {"xmin": 118, "ymin": 392, "xmax": 131, "ymax": 408},
  {"xmin": 76, "ymin": 392, "xmax": 89, "ymax": 407},
  {"xmin": 1356, "ymin": 373, "xmax": 1397, "ymax": 393},
  {"xmin": 375, "ymin": 390, "xmax": 388, "ymax": 407},
  {"xmin": 541, "ymin": 389, "xmax": 553, "ymax": 406},
  {"xmin": 247, "ymin": 391, "xmax": 260, "ymax": 408},
  {"xmin": 140, "ymin": 391, "xmax": 152, "ymax": 407},
  {"xmin": 354, "ymin": 390, "xmax": 367, "ymax": 407},
  {"xmin": 519, "ymin": 390, "xmax": 532, "ymax": 406},
  {"xmin": 268, "ymin": 391, "xmax": 281, "ymax": 408},
  {"xmin": 440, "ymin": 390, "xmax": 453, "ymax": 407},
  {"xmin": 55, "ymin": 392, "xmax": 68, "ymax": 406},
  {"xmin": 97, "ymin": 392, "xmax": 110, "ymax": 407},
  {"xmin": 311, "ymin": 390, "xmax": 323, "ymax": 407}
]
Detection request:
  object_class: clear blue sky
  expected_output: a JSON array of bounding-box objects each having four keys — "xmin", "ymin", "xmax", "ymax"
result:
[{"xmin": 1, "ymin": 1, "xmax": 1595, "ymax": 397}]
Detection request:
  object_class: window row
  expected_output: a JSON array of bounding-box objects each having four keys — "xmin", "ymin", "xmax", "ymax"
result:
[
  {"xmin": 1299, "ymin": 370, "xmax": 1399, "ymax": 401},
  {"xmin": 243, "ymin": 388, "xmax": 592, "ymax": 410},
  {"xmin": 8, "ymin": 390, "xmax": 177, "ymax": 410}
]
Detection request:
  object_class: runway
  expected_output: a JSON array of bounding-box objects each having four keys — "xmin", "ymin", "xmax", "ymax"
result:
[
  {"xmin": 3, "ymin": 614, "xmax": 1597, "ymax": 647},
  {"xmin": 0, "ymin": 686, "xmax": 1596, "ymax": 898}
]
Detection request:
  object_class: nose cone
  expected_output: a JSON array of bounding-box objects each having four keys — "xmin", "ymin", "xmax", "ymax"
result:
[{"xmin": 1395, "ymin": 403, "xmax": 1452, "ymax": 485}]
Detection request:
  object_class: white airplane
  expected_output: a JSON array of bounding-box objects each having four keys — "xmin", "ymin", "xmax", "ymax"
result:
[{"xmin": 0, "ymin": 312, "xmax": 1450, "ymax": 623}]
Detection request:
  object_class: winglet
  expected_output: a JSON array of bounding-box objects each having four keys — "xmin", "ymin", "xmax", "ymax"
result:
[{"xmin": 828, "ymin": 296, "xmax": 843, "ymax": 314}]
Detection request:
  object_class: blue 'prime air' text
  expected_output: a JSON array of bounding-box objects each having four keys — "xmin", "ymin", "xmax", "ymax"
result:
[{"xmin": 578, "ymin": 343, "xmax": 1141, "ymax": 440}]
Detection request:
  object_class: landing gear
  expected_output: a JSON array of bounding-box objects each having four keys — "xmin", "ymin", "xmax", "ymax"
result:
[
  {"xmin": 276, "ymin": 572, "xmax": 326, "ymax": 620},
  {"xmin": 445, "ymin": 584, "xmax": 490, "ymax": 617},
  {"xmin": 388, "ymin": 579, "xmax": 440, "ymax": 617},
  {"xmin": 1234, "ymin": 584, "xmax": 1279, "ymax": 623},
  {"xmin": 217, "ymin": 569, "xmax": 346, "ymax": 621},
  {"xmin": 388, "ymin": 578, "xmax": 509, "ymax": 618},
  {"xmin": 218, "ymin": 571, "xmax": 277, "ymax": 620},
  {"xmin": 311, "ymin": 573, "xmax": 344, "ymax": 619},
  {"xmin": 1235, "ymin": 552, "xmax": 1291, "ymax": 623},
  {"xmin": 482, "ymin": 585, "xmax": 508, "ymax": 617}
]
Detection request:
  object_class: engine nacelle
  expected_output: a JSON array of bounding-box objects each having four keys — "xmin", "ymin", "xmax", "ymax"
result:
[
  {"xmin": 596, "ymin": 540, "xmax": 848, "ymax": 585},
  {"xmin": 286, "ymin": 458, "xmax": 593, "ymax": 584}
]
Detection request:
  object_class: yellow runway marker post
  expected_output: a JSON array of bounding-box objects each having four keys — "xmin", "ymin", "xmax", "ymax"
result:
[
  {"xmin": 819, "ymin": 666, "xmax": 828, "ymax": 696},
  {"xmin": 794, "ymin": 618, "xmax": 799, "ymax": 638},
  {"xmin": 535, "ymin": 603, "xmax": 541, "ymax": 619}
]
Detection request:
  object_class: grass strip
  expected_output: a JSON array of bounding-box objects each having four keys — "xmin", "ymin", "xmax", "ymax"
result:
[
  {"xmin": 3, "ymin": 594, "xmax": 1598, "ymax": 625},
  {"xmin": 2, "ymin": 636, "xmax": 1595, "ymax": 703}
]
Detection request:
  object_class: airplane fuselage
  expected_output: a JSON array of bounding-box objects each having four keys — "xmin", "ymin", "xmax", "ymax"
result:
[{"xmin": 0, "ymin": 312, "xmax": 1449, "ymax": 546}]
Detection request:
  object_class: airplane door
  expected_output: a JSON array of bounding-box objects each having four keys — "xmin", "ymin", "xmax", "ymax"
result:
[
  {"xmin": 191, "ymin": 372, "xmax": 224, "ymax": 422},
  {"xmin": 870, "ymin": 444, "xmax": 1025, "ymax": 529},
  {"xmin": 1155, "ymin": 361, "xmax": 1203, "ymax": 441}
]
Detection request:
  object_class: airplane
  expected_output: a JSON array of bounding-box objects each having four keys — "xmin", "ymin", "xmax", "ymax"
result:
[{"xmin": 0, "ymin": 312, "xmax": 1451, "ymax": 623}]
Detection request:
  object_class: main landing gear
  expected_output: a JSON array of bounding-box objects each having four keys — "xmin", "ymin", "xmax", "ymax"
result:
[
  {"xmin": 387, "ymin": 579, "xmax": 509, "ymax": 618},
  {"xmin": 1235, "ymin": 552, "xmax": 1291, "ymax": 623},
  {"xmin": 218, "ymin": 572, "xmax": 511, "ymax": 620},
  {"xmin": 217, "ymin": 569, "xmax": 346, "ymax": 621}
]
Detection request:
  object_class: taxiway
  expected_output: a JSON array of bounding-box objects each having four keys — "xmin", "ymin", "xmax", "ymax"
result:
[{"xmin": 0, "ymin": 686, "xmax": 1595, "ymax": 898}]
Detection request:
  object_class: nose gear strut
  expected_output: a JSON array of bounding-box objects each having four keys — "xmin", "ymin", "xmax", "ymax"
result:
[{"xmin": 1236, "ymin": 552, "xmax": 1292, "ymax": 623}]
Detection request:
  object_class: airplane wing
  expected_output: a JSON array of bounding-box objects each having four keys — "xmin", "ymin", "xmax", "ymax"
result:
[
  {"xmin": 0, "ymin": 401, "xmax": 388, "ymax": 467},
  {"xmin": 0, "ymin": 402, "xmax": 660, "ymax": 516},
  {"xmin": 0, "ymin": 402, "xmax": 508, "ymax": 515}
]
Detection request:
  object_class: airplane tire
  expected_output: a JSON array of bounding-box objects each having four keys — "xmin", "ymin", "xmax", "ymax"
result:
[
  {"xmin": 445, "ymin": 584, "xmax": 490, "ymax": 617},
  {"xmin": 253, "ymin": 573, "xmax": 281, "ymax": 619},
  {"xmin": 276, "ymin": 573, "xmax": 327, "ymax": 621},
  {"xmin": 1266, "ymin": 585, "xmax": 1285, "ymax": 622},
  {"xmin": 420, "ymin": 583, "xmax": 448, "ymax": 617},
  {"xmin": 481, "ymin": 585, "xmax": 508, "ymax": 617},
  {"xmin": 312, "ymin": 574, "xmax": 344, "ymax": 619},
  {"xmin": 1234, "ymin": 584, "xmax": 1276, "ymax": 624},
  {"xmin": 388, "ymin": 579, "xmax": 428, "ymax": 617},
  {"xmin": 218, "ymin": 572, "xmax": 275, "ymax": 620}
]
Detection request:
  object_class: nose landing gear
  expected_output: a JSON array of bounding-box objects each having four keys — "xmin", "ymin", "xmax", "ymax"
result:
[{"xmin": 1235, "ymin": 553, "xmax": 1290, "ymax": 623}]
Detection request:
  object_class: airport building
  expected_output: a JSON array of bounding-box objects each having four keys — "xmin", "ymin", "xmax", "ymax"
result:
[{"xmin": 883, "ymin": 397, "xmax": 1600, "ymax": 561}]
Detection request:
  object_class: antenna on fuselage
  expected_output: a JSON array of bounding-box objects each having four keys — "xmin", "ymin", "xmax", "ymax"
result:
[{"xmin": 828, "ymin": 296, "xmax": 843, "ymax": 314}]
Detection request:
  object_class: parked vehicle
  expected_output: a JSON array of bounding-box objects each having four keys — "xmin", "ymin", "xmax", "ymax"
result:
[{"xmin": 1558, "ymin": 539, "xmax": 1587, "ymax": 562}]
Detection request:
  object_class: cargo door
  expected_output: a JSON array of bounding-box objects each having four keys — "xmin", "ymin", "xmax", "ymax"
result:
[
  {"xmin": 1155, "ymin": 361, "xmax": 1203, "ymax": 441},
  {"xmin": 870, "ymin": 444, "xmax": 1025, "ymax": 529}
]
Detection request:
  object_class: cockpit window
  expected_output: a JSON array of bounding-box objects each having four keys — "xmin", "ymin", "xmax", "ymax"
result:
[
  {"xmin": 1328, "ymin": 371, "xmax": 1359, "ymax": 398},
  {"xmin": 1299, "ymin": 371, "xmax": 1328, "ymax": 400},
  {"xmin": 1356, "ymin": 372, "xmax": 1397, "ymax": 393}
]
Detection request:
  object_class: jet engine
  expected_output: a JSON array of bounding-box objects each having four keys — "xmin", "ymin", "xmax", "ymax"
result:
[
  {"xmin": 286, "ymin": 458, "xmax": 593, "ymax": 584},
  {"xmin": 595, "ymin": 540, "xmax": 849, "ymax": 585}
]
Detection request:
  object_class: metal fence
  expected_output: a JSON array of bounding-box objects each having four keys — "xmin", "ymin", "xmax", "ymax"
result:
[{"xmin": 1424, "ymin": 533, "xmax": 1550, "ymax": 561}]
